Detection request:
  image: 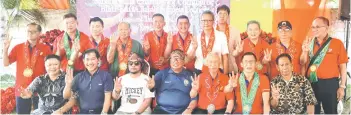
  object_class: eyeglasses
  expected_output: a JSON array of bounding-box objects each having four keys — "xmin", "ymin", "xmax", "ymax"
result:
[
  {"xmin": 311, "ymin": 26, "xmax": 327, "ymax": 29},
  {"xmin": 128, "ymin": 61, "xmax": 140, "ymax": 66}
]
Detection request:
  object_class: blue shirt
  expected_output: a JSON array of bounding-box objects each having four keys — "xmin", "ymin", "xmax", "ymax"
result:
[
  {"xmin": 154, "ymin": 68, "xmax": 196, "ymax": 114},
  {"xmin": 72, "ymin": 69, "xmax": 113, "ymax": 110}
]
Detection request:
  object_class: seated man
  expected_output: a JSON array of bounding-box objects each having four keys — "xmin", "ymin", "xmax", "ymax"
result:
[
  {"xmin": 112, "ymin": 52, "xmax": 154, "ymax": 114},
  {"xmin": 151, "ymin": 49, "xmax": 197, "ymax": 114},
  {"xmin": 20, "ymin": 54, "xmax": 68, "ymax": 114},
  {"xmin": 270, "ymin": 53, "xmax": 317, "ymax": 114},
  {"xmin": 189, "ymin": 52, "xmax": 234, "ymax": 114}
]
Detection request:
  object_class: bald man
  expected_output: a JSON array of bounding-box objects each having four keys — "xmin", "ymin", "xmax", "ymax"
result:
[{"xmin": 107, "ymin": 22, "xmax": 144, "ymax": 78}]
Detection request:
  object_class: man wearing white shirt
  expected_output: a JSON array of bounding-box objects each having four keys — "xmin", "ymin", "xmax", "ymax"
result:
[
  {"xmin": 187, "ymin": 10, "xmax": 229, "ymax": 75},
  {"xmin": 112, "ymin": 52, "xmax": 154, "ymax": 114}
]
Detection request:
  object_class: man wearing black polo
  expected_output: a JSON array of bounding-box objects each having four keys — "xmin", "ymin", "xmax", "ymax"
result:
[{"xmin": 53, "ymin": 49, "xmax": 113, "ymax": 114}]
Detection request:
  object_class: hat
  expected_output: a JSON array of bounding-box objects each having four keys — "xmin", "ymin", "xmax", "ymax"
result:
[{"xmin": 278, "ymin": 21, "xmax": 292, "ymax": 29}]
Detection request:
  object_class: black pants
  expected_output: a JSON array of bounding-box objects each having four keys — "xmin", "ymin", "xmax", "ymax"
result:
[
  {"xmin": 312, "ymin": 78, "xmax": 339, "ymax": 114},
  {"xmin": 193, "ymin": 108, "xmax": 226, "ymax": 114},
  {"xmin": 152, "ymin": 106, "xmax": 171, "ymax": 114}
]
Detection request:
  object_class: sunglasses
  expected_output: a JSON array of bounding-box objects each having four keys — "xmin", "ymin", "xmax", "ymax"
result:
[{"xmin": 128, "ymin": 61, "xmax": 141, "ymax": 66}]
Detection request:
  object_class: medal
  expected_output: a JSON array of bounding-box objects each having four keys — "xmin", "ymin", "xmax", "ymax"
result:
[
  {"xmin": 207, "ymin": 104, "xmax": 215, "ymax": 114},
  {"xmin": 310, "ymin": 64, "xmax": 317, "ymax": 72},
  {"xmin": 184, "ymin": 79, "xmax": 189, "ymax": 86},
  {"xmin": 68, "ymin": 60, "xmax": 74, "ymax": 66},
  {"xmin": 243, "ymin": 105, "xmax": 251, "ymax": 112},
  {"xmin": 119, "ymin": 62, "xmax": 127, "ymax": 70},
  {"xmin": 256, "ymin": 62, "xmax": 263, "ymax": 70},
  {"xmin": 23, "ymin": 68, "xmax": 33, "ymax": 77}
]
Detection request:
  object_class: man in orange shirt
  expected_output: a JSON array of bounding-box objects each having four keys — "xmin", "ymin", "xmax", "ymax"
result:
[
  {"xmin": 164, "ymin": 15, "xmax": 196, "ymax": 72},
  {"xmin": 143, "ymin": 13, "xmax": 169, "ymax": 76},
  {"xmin": 190, "ymin": 52, "xmax": 234, "ymax": 114},
  {"xmin": 300, "ymin": 17, "xmax": 347, "ymax": 114},
  {"xmin": 216, "ymin": 5, "xmax": 241, "ymax": 74},
  {"xmin": 224, "ymin": 52, "xmax": 270, "ymax": 114},
  {"xmin": 53, "ymin": 13, "xmax": 93, "ymax": 74},
  {"xmin": 232, "ymin": 20, "xmax": 270, "ymax": 75},
  {"xmin": 3, "ymin": 23, "xmax": 52, "ymax": 114},
  {"xmin": 88, "ymin": 17, "xmax": 110, "ymax": 71},
  {"xmin": 268, "ymin": 21, "xmax": 303, "ymax": 78}
]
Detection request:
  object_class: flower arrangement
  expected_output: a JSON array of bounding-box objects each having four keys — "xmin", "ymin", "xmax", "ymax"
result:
[
  {"xmin": 0, "ymin": 87, "xmax": 16, "ymax": 114},
  {"xmin": 240, "ymin": 31, "xmax": 277, "ymax": 44},
  {"xmin": 39, "ymin": 29, "xmax": 64, "ymax": 50}
]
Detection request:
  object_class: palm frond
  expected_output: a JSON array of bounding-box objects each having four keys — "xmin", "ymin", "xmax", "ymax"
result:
[{"xmin": 19, "ymin": 9, "xmax": 47, "ymax": 24}]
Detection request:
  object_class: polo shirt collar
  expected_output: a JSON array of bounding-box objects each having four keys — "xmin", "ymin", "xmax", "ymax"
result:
[
  {"xmin": 168, "ymin": 68, "xmax": 186, "ymax": 75},
  {"xmin": 84, "ymin": 68, "xmax": 101, "ymax": 76}
]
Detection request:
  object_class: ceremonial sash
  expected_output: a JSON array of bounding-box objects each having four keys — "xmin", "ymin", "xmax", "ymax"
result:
[
  {"xmin": 117, "ymin": 37, "xmax": 133, "ymax": 76},
  {"xmin": 201, "ymin": 29, "xmax": 215, "ymax": 71},
  {"xmin": 216, "ymin": 24, "xmax": 230, "ymax": 43},
  {"xmin": 176, "ymin": 32, "xmax": 191, "ymax": 52},
  {"xmin": 306, "ymin": 37, "xmax": 332, "ymax": 82},
  {"xmin": 23, "ymin": 41, "xmax": 40, "ymax": 77},
  {"xmin": 63, "ymin": 30, "xmax": 80, "ymax": 59},
  {"xmin": 239, "ymin": 72, "xmax": 260, "ymax": 114}
]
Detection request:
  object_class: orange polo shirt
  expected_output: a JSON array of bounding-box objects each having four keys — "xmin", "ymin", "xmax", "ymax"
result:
[
  {"xmin": 197, "ymin": 71, "xmax": 234, "ymax": 110},
  {"xmin": 143, "ymin": 31, "xmax": 169, "ymax": 70},
  {"xmin": 88, "ymin": 36, "xmax": 110, "ymax": 71},
  {"xmin": 307, "ymin": 38, "xmax": 348, "ymax": 79},
  {"xmin": 236, "ymin": 38, "xmax": 270, "ymax": 74},
  {"xmin": 53, "ymin": 31, "xmax": 93, "ymax": 71},
  {"xmin": 234, "ymin": 73, "xmax": 270, "ymax": 114},
  {"xmin": 8, "ymin": 41, "xmax": 52, "ymax": 96},
  {"xmin": 269, "ymin": 39, "xmax": 302, "ymax": 78},
  {"xmin": 171, "ymin": 33, "xmax": 195, "ymax": 71}
]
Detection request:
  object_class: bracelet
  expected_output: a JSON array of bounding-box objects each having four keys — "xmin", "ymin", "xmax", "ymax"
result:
[{"xmin": 339, "ymin": 85, "xmax": 346, "ymax": 89}]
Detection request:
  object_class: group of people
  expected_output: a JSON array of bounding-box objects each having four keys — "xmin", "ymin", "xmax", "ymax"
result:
[{"xmin": 2, "ymin": 4, "xmax": 348, "ymax": 114}]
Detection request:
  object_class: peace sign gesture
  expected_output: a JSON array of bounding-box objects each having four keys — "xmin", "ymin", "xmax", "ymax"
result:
[
  {"xmin": 233, "ymin": 41, "xmax": 244, "ymax": 57},
  {"xmin": 228, "ymin": 71, "xmax": 239, "ymax": 88},
  {"xmin": 263, "ymin": 49, "xmax": 272, "ymax": 62},
  {"xmin": 271, "ymin": 84, "xmax": 280, "ymax": 100},
  {"xmin": 302, "ymin": 36, "xmax": 313, "ymax": 52},
  {"xmin": 114, "ymin": 77, "xmax": 122, "ymax": 92},
  {"xmin": 167, "ymin": 32, "xmax": 173, "ymax": 44},
  {"xmin": 147, "ymin": 75, "xmax": 155, "ymax": 89},
  {"xmin": 190, "ymin": 74, "xmax": 200, "ymax": 91}
]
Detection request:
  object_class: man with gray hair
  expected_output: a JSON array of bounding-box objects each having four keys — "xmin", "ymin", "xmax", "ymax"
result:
[{"xmin": 107, "ymin": 22, "xmax": 144, "ymax": 78}]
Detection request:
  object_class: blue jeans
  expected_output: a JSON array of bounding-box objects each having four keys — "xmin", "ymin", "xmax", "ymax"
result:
[{"xmin": 15, "ymin": 96, "xmax": 39, "ymax": 114}]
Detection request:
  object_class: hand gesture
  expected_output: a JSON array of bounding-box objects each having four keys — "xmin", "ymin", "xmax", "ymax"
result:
[
  {"xmin": 52, "ymin": 109, "xmax": 63, "ymax": 115},
  {"xmin": 20, "ymin": 88, "xmax": 32, "ymax": 99},
  {"xmin": 110, "ymin": 32, "xmax": 119, "ymax": 45},
  {"xmin": 271, "ymin": 84, "xmax": 280, "ymax": 100},
  {"xmin": 190, "ymin": 34, "xmax": 198, "ymax": 49},
  {"xmin": 65, "ymin": 67, "xmax": 74, "ymax": 84},
  {"xmin": 190, "ymin": 74, "xmax": 200, "ymax": 91},
  {"xmin": 302, "ymin": 37, "xmax": 313, "ymax": 52},
  {"xmin": 114, "ymin": 77, "xmax": 122, "ymax": 92},
  {"xmin": 147, "ymin": 75, "xmax": 155, "ymax": 89},
  {"xmin": 337, "ymin": 87, "xmax": 345, "ymax": 101},
  {"xmin": 228, "ymin": 71, "xmax": 239, "ymax": 88},
  {"xmin": 234, "ymin": 41, "xmax": 244, "ymax": 56},
  {"xmin": 263, "ymin": 49, "xmax": 272, "ymax": 62},
  {"xmin": 167, "ymin": 32, "xmax": 173, "ymax": 44},
  {"xmin": 3, "ymin": 33, "xmax": 12, "ymax": 50}
]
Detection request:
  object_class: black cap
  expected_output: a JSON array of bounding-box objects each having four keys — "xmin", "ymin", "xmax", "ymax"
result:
[{"xmin": 278, "ymin": 21, "xmax": 292, "ymax": 30}]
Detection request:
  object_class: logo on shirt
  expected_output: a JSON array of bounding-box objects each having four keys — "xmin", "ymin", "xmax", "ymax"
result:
[
  {"xmin": 165, "ymin": 81, "xmax": 171, "ymax": 84},
  {"xmin": 328, "ymin": 48, "xmax": 333, "ymax": 52},
  {"xmin": 98, "ymin": 84, "xmax": 102, "ymax": 85},
  {"xmin": 184, "ymin": 79, "xmax": 189, "ymax": 86}
]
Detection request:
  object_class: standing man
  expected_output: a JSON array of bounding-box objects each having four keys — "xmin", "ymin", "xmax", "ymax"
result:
[
  {"xmin": 225, "ymin": 52, "xmax": 270, "ymax": 114},
  {"xmin": 150, "ymin": 49, "xmax": 197, "ymax": 114},
  {"xmin": 3, "ymin": 23, "xmax": 52, "ymax": 114},
  {"xmin": 20, "ymin": 55, "xmax": 68, "ymax": 114},
  {"xmin": 53, "ymin": 49, "xmax": 113, "ymax": 114},
  {"xmin": 187, "ymin": 10, "xmax": 229, "ymax": 75},
  {"xmin": 268, "ymin": 21, "xmax": 303, "ymax": 78},
  {"xmin": 232, "ymin": 20, "xmax": 270, "ymax": 75},
  {"xmin": 216, "ymin": 4, "xmax": 241, "ymax": 74},
  {"xmin": 143, "ymin": 13, "xmax": 170, "ymax": 76},
  {"xmin": 107, "ymin": 22, "xmax": 144, "ymax": 78},
  {"xmin": 53, "ymin": 13, "xmax": 93, "ymax": 74},
  {"xmin": 300, "ymin": 16, "xmax": 348, "ymax": 114},
  {"xmin": 164, "ymin": 15, "xmax": 197, "ymax": 72},
  {"xmin": 112, "ymin": 53, "xmax": 154, "ymax": 114},
  {"xmin": 270, "ymin": 53, "xmax": 317, "ymax": 114},
  {"xmin": 88, "ymin": 17, "xmax": 110, "ymax": 71},
  {"xmin": 189, "ymin": 52, "xmax": 234, "ymax": 114}
]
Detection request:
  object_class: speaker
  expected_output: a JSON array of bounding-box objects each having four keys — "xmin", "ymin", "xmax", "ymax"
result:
[{"xmin": 340, "ymin": 0, "xmax": 350, "ymax": 21}]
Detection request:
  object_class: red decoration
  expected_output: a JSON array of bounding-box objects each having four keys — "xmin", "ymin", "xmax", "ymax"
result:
[
  {"xmin": 39, "ymin": 29, "xmax": 64, "ymax": 50},
  {"xmin": 240, "ymin": 31, "xmax": 277, "ymax": 44},
  {"xmin": 71, "ymin": 105, "xmax": 79, "ymax": 114},
  {"xmin": 0, "ymin": 87, "xmax": 16, "ymax": 114}
]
